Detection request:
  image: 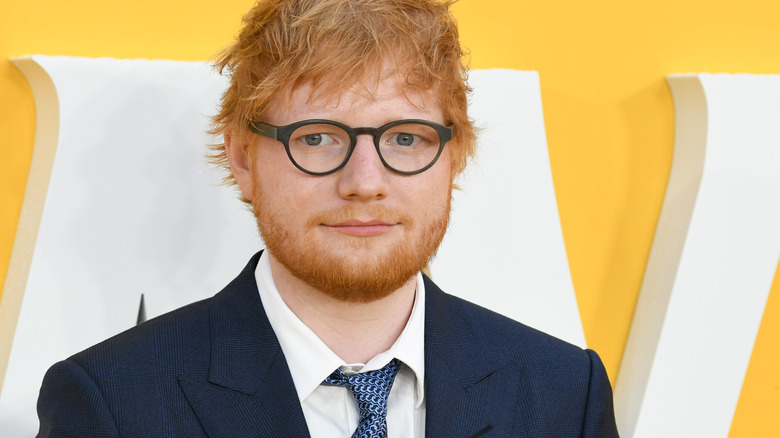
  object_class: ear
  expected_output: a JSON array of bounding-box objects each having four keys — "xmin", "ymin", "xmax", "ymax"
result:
[{"xmin": 224, "ymin": 130, "xmax": 254, "ymax": 202}]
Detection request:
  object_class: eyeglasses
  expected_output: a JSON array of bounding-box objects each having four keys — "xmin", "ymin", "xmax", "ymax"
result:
[{"xmin": 247, "ymin": 119, "xmax": 452, "ymax": 176}]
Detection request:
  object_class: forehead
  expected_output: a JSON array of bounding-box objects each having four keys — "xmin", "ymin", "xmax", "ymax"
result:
[{"xmin": 268, "ymin": 73, "xmax": 443, "ymax": 125}]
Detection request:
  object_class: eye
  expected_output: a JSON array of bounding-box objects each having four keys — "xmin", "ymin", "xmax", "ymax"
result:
[
  {"xmin": 390, "ymin": 133, "xmax": 419, "ymax": 147},
  {"xmin": 302, "ymin": 133, "xmax": 335, "ymax": 146}
]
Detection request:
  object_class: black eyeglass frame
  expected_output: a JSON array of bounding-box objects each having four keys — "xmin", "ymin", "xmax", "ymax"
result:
[{"xmin": 247, "ymin": 118, "xmax": 453, "ymax": 176}]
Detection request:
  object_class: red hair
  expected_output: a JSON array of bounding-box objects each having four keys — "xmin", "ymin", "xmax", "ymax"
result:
[{"xmin": 210, "ymin": 0, "xmax": 476, "ymax": 188}]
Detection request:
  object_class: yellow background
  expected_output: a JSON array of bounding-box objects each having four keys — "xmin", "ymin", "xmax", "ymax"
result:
[{"xmin": 0, "ymin": 0, "xmax": 778, "ymax": 435}]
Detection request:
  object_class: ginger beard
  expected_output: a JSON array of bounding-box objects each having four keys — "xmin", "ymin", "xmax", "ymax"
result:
[{"xmin": 251, "ymin": 180, "xmax": 451, "ymax": 303}]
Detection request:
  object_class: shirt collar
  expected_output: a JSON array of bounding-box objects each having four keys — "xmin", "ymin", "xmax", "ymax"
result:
[{"xmin": 255, "ymin": 251, "xmax": 426, "ymax": 408}]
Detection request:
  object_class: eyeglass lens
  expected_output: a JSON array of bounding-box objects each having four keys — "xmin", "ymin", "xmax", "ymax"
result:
[{"xmin": 287, "ymin": 122, "xmax": 442, "ymax": 174}]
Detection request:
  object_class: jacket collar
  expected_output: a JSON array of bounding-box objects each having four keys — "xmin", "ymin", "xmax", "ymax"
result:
[
  {"xmin": 179, "ymin": 251, "xmax": 311, "ymax": 437},
  {"xmin": 180, "ymin": 253, "xmax": 504, "ymax": 437},
  {"xmin": 423, "ymin": 275, "xmax": 504, "ymax": 438}
]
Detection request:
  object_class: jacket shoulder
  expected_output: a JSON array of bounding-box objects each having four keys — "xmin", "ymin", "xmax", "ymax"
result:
[
  {"xmin": 425, "ymin": 276, "xmax": 587, "ymax": 363},
  {"xmin": 69, "ymin": 296, "xmax": 213, "ymax": 372},
  {"xmin": 424, "ymin": 276, "xmax": 619, "ymax": 436},
  {"xmin": 38, "ymin": 297, "xmax": 215, "ymax": 437}
]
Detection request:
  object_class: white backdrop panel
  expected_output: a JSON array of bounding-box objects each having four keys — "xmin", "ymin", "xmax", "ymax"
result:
[
  {"xmin": 431, "ymin": 70, "xmax": 584, "ymax": 348},
  {"xmin": 0, "ymin": 56, "xmax": 261, "ymax": 436},
  {"xmin": 616, "ymin": 73, "xmax": 780, "ymax": 437},
  {"xmin": 0, "ymin": 58, "xmax": 584, "ymax": 435}
]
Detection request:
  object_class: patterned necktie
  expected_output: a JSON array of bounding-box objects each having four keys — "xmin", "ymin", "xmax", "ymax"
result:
[{"xmin": 323, "ymin": 358, "xmax": 402, "ymax": 438}]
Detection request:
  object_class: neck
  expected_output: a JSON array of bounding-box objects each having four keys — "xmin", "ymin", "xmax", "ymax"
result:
[{"xmin": 268, "ymin": 253, "xmax": 417, "ymax": 364}]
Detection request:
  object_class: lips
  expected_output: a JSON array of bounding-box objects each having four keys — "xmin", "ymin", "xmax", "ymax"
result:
[
  {"xmin": 325, "ymin": 218, "xmax": 398, "ymax": 236},
  {"xmin": 309, "ymin": 205, "xmax": 412, "ymax": 237}
]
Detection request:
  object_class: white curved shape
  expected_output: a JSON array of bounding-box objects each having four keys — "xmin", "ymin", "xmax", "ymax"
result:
[
  {"xmin": 432, "ymin": 69, "xmax": 585, "ymax": 348},
  {"xmin": 0, "ymin": 56, "xmax": 261, "ymax": 435},
  {"xmin": 616, "ymin": 73, "xmax": 780, "ymax": 437}
]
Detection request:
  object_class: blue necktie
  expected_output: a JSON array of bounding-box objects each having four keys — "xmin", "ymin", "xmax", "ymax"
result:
[{"xmin": 323, "ymin": 358, "xmax": 401, "ymax": 438}]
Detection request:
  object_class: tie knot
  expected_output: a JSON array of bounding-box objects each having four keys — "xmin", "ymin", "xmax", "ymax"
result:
[{"xmin": 323, "ymin": 358, "xmax": 402, "ymax": 438}]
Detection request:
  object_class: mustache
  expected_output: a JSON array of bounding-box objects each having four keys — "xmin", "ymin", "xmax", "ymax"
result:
[{"xmin": 307, "ymin": 205, "xmax": 413, "ymax": 228}]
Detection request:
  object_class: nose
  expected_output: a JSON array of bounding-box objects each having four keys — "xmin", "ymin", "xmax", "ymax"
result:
[{"xmin": 336, "ymin": 134, "xmax": 389, "ymax": 201}]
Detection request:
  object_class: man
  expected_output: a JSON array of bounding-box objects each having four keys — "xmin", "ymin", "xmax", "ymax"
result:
[{"xmin": 37, "ymin": 0, "xmax": 619, "ymax": 436}]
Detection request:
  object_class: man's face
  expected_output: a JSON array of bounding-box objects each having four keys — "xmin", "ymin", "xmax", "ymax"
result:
[{"xmin": 232, "ymin": 75, "xmax": 453, "ymax": 302}]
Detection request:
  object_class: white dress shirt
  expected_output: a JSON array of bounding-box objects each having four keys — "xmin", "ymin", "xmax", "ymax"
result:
[{"xmin": 255, "ymin": 251, "xmax": 426, "ymax": 437}]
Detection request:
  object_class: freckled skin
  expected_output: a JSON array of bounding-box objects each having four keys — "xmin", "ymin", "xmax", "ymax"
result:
[{"xmin": 228, "ymin": 76, "xmax": 453, "ymax": 303}]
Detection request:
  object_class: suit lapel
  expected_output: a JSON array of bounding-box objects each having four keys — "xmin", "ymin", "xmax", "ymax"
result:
[
  {"xmin": 423, "ymin": 276, "xmax": 504, "ymax": 438},
  {"xmin": 179, "ymin": 252, "xmax": 310, "ymax": 437},
  {"xmin": 177, "ymin": 256, "xmax": 512, "ymax": 437}
]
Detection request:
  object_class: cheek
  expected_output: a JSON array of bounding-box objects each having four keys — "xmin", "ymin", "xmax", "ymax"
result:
[
  {"xmin": 406, "ymin": 168, "xmax": 453, "ymax": 217},
  {"xmin": 252, "ymin": 142, "xmax": 297, "ymax": 193},
  {"xmin": 429, "ymin": 150, "xmax": 454, "ymax": 199},
  {"xmin": 253, "ymin": 156, "xmax": 335, "ymax": 217}
]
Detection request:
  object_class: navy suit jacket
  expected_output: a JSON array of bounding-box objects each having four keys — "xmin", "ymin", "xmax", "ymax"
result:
[{"xmin": 38, "ymin": 252, "xmax": 619, "ymax": 437}]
